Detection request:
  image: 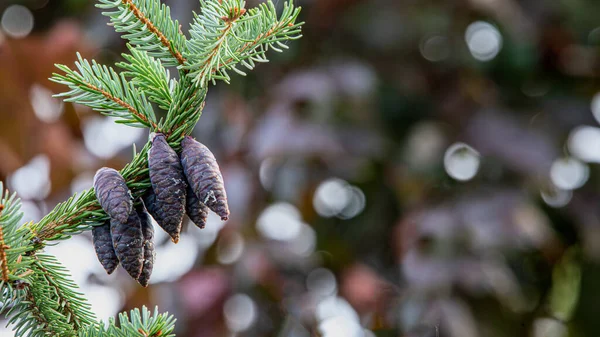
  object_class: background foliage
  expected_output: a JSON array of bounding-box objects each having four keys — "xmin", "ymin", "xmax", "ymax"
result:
[{"xmin": 0, "ymin": 0, "xmax": 599, "ymax": 336}]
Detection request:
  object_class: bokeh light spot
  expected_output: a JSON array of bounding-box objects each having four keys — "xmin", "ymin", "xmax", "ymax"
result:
[
  {"xmin": 465, "ymin": 21, "xmax": 502, "ymax": 61},
  {"xmin": 307, "ymin": 268, "xmax": 337, "ymax": 297},
  {"xmin": 338, "ymin": 186, "xmax": 366, "ymax": 219},
  {"xmin": 83, "ymin": 117, "xmax": 144, "ymax": 159},
  {"xmin": 287, "ymin": 223, "xmax": 317, "ymax": 257},
  {"xmin": 550, "ymin": 157, "xmax": 589, "ymax": 190},
  {"xmin": 8, "ymin": 155, "xmax": 51, "ymax": 200},
  {"xmin": 420, "ymin": 35, "xmax": 450, "ymax": 62},
  {"xmin": 151, "ymin": 231, "xmax": 198, "ymax": 284},
  {"xmin": 224, "ymin": 294, "xmax": 257, "ymax": 332},
  {"xmin": 444, "ymin": 143, "xmax": 480, "ymax": 181},
  {"xmin": 257, "ymin": 202, "xmax": 302, "ymax": 241},
  {"xmin": 217, "ymin": 231, "xmax": 245, "ymax": 265},
  {"xmin": 313, "ymin": 178, "xmax": 351, "ymax": 217},
  {"xmin": 1, "ymin": 5, "xmax": 34, "ymax": 39},
  {"xmin": 30, "ymin": 84, "xmax": 64, "ymax": 123},
  {"xmin": 318, "ymin": 316, "xmax": 363, "ymax": 337},
  {"xmin": 541, "ymin": 186, "xmax": 572, "ymax": 208},
  {"xmin": 567, "ymin": 126, "xmax": 600, "ymax": 163},
  {"xmin": 20, "ymin": 201, "xmax": 42, "ymax": 223},
  {"xmin": 591, "ymin": 93, "xmax": 600, "ymax": 124}
]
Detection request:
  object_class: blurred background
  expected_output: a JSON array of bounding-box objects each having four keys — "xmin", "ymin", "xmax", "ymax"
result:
[{"xmin": 0, "ymin": 0, "xmax": 599, "ymax": 336}]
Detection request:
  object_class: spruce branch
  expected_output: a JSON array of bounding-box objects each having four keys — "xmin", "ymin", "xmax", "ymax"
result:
[
  {"xmin": 51, "ymin": 53, "xmax": 158, "ymax": 129},
  {"xmin": 184, "ymin": 0, "xmax": 303, "ymax": 87},
  {"xmin": 79, "ymin": 306, "xmax": 176, "ymax": 337},
  {"xmin": 0, "ymin": 184, "xmax": 94, "ymax": 337},
  {"xmin": 3, "ymin": 0, "xmax": 302, "ymax": 335},
  {"xmin": 97, "ymin": 0, "xmax": 187, "ymax": 67},
  {"xmin": 31, "ymin": 254, "xmax": 96, "ymax": 330},
  {"xmin": 118, "ymin": 46, "xmax": 175, "ymax": 111},
  {"xmin": 28, "ymin": 78, "xmax": 207, "ymax": 246},
  {"xmin": 0, "ymin": 211, "xmax": 10, "ymax": 283}
]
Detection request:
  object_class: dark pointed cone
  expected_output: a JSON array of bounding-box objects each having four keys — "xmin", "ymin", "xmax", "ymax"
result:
[
  {"xmin": 137, "ymin": 204, "xmax": 155, "ymax": 287},
  {"xmin": 185, "ymin": 184, "xmax": 209, "ymax": 229},
  {"xmin": 143, "ymin": 185, "xmax": 181, "ymax": 243},
  {"xmin": 180, "ymin": 136, "xmax": 230, "ymax": 221},
  {"xmin": 110, "ymin": 209, "xmax": 144, "ymax": 280},
  {"xmin": 94, "ymin": 167, "xmax": 132, "ymax": 224},
  {"xmin": 92, "ymin": 220, "xmax": 119, "ymax": 274},
  {"xmin": 148, "ymin": 133, "xmax": 186, "ymax": 242}
]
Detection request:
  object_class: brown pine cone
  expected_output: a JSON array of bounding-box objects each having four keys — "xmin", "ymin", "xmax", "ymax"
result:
[
  {"xmin": 180, "ymin": 136, "xmax": 229, "ymax": 221},
  {"xmin": 185, "ymin": 184, "xmax": 209, "ymax": 229},
  {"xmin": 92, "ymin": 220, "xmax": 119, "ymax": 274},
  {"xmin": 110, "ymin": 209, "xmax": 144, "ymax": 280},
  {"xmin": 137, "ymin": 204, "xmax": 155, "ymax": 287},
  {"xmin": 147, "ymin": 133, "xmax": 187, "ymax": 243},
  {"xmin": 93, "ymin": 167, "xmax": 133, "ymax": 224}
]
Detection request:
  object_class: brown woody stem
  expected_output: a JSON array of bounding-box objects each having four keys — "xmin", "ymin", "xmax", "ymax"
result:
[{"xmin": 0, "ymin": 204, "xmax": 8, "ymax": 282}]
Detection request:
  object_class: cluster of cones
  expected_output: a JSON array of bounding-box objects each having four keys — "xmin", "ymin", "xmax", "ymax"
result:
[{"xmin": 92, "ymin": 134, "xmax": 229, "ymax": 286}]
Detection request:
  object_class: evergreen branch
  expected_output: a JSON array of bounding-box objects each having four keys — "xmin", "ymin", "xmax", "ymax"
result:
[
  {"xmin": 218, "ymin": 2, "xmax": 303, "ymax": 72},
  {"xmin": 0, "ymin": 184, "xmax": 96, "ymax": 336},
  {"xmin": 4, "ymin": 0, "xmax": 303, "ymax": 335},
  {"xmin": 79, "ymin": 306, "xmax": 176, "ymax": 337},
  {"xmin": 30, "ymin": 145, "xmax": 150, "ymax": 243},
  {"xmin": 118, "ymin": 46, "xmax": 174, "ymax": 111},
  {"xmin": 51, "ymin": 53, "xmax": 158, "ymax": 129},
  {"xmin": 0, "ymin": 206, "xmax": 9, "ymax": 283},
  {"xmin": 8, "ymin": 289, "xmax": 50, "ymax": 337},
  {"xmin": 3, "ymin": 255, "xmax": 95, "ymax": 337},
  {"xmin": 9, "ymin": 275, "xmax": 76, "ymax": 336},
  {"xmin": 184, "ymin": 0, "xmax": 302, "ymax": 87},
  {"xmin": 162, "ymin": 79, "xmax": 207, "ymax": 135},
  {"xmin": 184, "ymin": 0, "xmax": 245, "ymax": 86},
  {"xmin": 4, "ymin": 259, "xmax": 76, "ymax": 337},
  {"xmin": 33, "ymin": 254, "xmax": 96, "ymax": 330},
  {"xmin": 97, "ymin": 0, "xmax": 187, "ymax": 67},
  {"xmin": 0, "ymin": 184, "xmax": 33, "ymax": 279},
  {"xmin": 29, "ymin": 85, "xmax": 205, "ymax": 245}
]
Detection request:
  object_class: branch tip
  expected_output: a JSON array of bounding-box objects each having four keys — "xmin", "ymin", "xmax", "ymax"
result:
[{"xmin": 121, "ymin": 0, "xmax": 186, "ymax": 65}]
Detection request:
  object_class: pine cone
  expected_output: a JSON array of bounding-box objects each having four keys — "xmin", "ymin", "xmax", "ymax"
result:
[
  {"xmin": 110, "ymin": 209, "xmax": 144, "ymax": 280},
  {"xmin": 92, "ymin": 220, "xmax": 119, "ymax": 274},
  {"xmin": 185, "ymin": 184, "xmax": 209, "ymax": 229},
  {"xmin": 137, "ymin": 204, "xmax": 155, "ymax": 287},
  {"xmin": 147, "ymin": 133, "xmax": 187, "ymax": 243},
  {"xmin": 93, "ymin": 167, "xmax": 132, "ymax": 224},
  {"xmin": 180, "ymin": 136, "xmax": 230, "ymax": 221}
]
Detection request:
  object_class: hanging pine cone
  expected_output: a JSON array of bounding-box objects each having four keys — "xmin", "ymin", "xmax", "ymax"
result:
[
  {"xmin": 148, "ymin": 133, "xmax": 187, "ymax": 243},
  {"xmin": 92, "ymin": 220, "xmax": 119, "ymax": 274},
  {"xmin": 142, "ymin": 189, "xmax": 182, "ymax": 242},
  {"xmin": 94, "ymin": 167, "xmax": 132, "ymax": 224},
  {"xmin": 137, "ymin": 204, "xmax": 155, "ymax": 287},
  {"xmin": 110, "ymin": 209, "xmax": 144, "ymax": 280},
  {"xmin": 185, "ymin": 184, "xmax": 209, "ymax": 229},
  {"xmin": 180, "ymin": 136, "xmax": 230, "ymax": 221}
]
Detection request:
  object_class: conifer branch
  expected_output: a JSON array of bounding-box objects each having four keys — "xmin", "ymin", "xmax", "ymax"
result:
[
  {"xmin": 97, "ymin": 0, "xmax": 187, "ymax": 67},
  {"xmin": 0, "ymin": 206, "xmax": 9, "ymax": 283},
  {"xmin": 118, "ymin": 46, "xmax": 174, "ymax": 111},
  {"xmin": 3, "ymin": 0, "xmax": 302, "ymax": 335},
  {"xmin": 184, "ymin": 0, "xmax": 302, "ymax": 86},
  {"xmin": 20, "ymin": 290, "xmax": 50, "ymax": 335},
  {"xmin": 32, "ymin": 255, "xmax": 95, "ymax": 331},
  {"xmin": 51, "ymin": 53, "xmax": 157, "ymax": 129},
  {"xmin": 86, "ymin": 82, "xmax": 159, "ymax": 130},
  {"xmin": 121, "ymin": 0, "xmax": 186, "ymax": 65}
]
